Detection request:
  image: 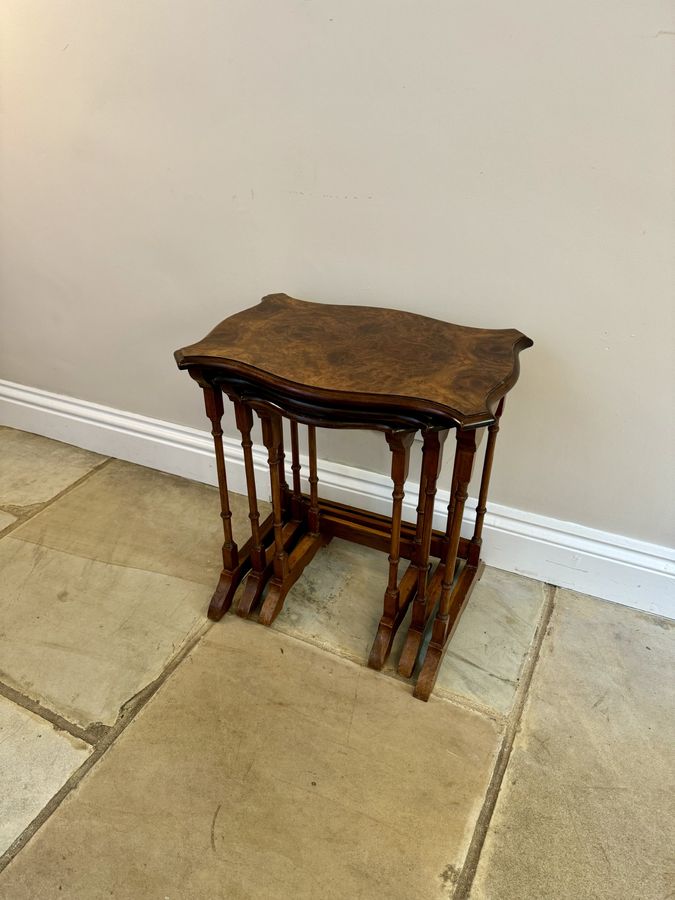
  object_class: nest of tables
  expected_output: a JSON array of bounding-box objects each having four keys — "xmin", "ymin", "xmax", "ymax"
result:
[{"xmin": 175, "ymin": 293, "xmax": 532, "ymax": 701}]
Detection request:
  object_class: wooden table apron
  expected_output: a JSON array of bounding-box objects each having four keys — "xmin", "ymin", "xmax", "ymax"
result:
[
  {"xmin": 184, "ymin": 365, "xmax": 504, "ymax": 702},
  {"xmin": 175, "ymin": 294, "xmax": 532, "ymax": 702}
]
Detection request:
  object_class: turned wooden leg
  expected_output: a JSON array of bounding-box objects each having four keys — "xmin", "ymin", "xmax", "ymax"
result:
[
  {"xmin": 415, "ymin": 428, "xmax": 478, "ymax": 701},
  {"xmin": 202, "ymin": 384, "xmax": 247, "ymax": 620},
  {"xmin": 233, "ymin": 400, "xmax": 270, "ymax": 618},
  {"xmin": 277, "ymin": 420, "xmax": 291, "ymax": 518},
  {"xmin": 397, "ymin": 429, "xmax": 447, "ymax": 677},
  {"xmin": 289, "ymin": 419, "xmax": 303, "ymax": 521},
  {"xmin": 234, "ymin": 400, "xmax": 264, "ymax": 563},
  {"xmin": 412, "ymin": 456, "xmax": 429, "ymax": 565},
  {"xmin": 258, "ymin": 413, "xmax": 291, "ymax": 625},
  {"xmin": 257, "ymin": 417, "xmax": 327, "ymax": 626},
  {"xmin": 368, "ymin": 430, "xmax": 415, "ymax": 670},
  {"xmin": 307, "ymin": 425, "xmax": 320, "ymax": 535},
  {"xmin": 468, "ymin": 398, "xmax": 504, "ymax": 566},
  {"xmin": 442, "ymin": 436, "xmax": 462, "ymax": 555},
  {"xmin": 262, "ymin": 413, "xmax": 288, "ymax": 577}
]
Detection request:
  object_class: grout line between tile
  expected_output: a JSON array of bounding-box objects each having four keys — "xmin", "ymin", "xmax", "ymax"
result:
[
  {"xmin": 432, "ymin": 687, "xmax": 507, "ymax": 725},
  {"xmin": 0, "ymin": 682, "xmax": 104, "ymax": 746},
  {"xmin": 8, "ymin": 532, "xmax": 222, "ymax": 587},
  {"xmin": 2, "ymin": 455, "xmax": 222, "ymax": 588},
  {"xmin": 0, "ymin": 617, "xmax": 214, "ymax": 875},
  {"xmin": 452, "ymin": 583, "xmax": 557, "ymax": 900},
  {"xmin": 0, "ymin": 457, "xmax": 113, "ymax": 541}
]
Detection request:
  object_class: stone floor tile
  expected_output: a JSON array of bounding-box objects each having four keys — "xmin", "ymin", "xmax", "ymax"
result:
[
  {"xmin": 0, "ymin": 428, "xmax": 104, "ymax": 511},
  {"xmin": 433, "ymin": 567, "xmax": 546, "ymax": 713},
  {"xmin": 0, "ymin": 695, "xmax": 91, "ymax": 856},
  {"xmin": 470, "ymin": 590, "xmax": 675, "ymax": 900},
  {"xmin": 0, "ymin": 619, "xmax": 502, "ymax": 899},
  {"xmin": 0, "ymin": 537, "xmax": 212, "ymax": 727},
  {"xmin": 14, "ymin": 459, "xmax": 258, "ymax": 587},
  {"xmin": 273, "ymin": 539, "xmax": 392, "ymax": 661},
  {"xmin": 273, "ymin": 539, "xmax": 545, "ymax": 715},
  {"xmin": 2, "ymin": 459, "xmax": 262, "ymax": 726}
]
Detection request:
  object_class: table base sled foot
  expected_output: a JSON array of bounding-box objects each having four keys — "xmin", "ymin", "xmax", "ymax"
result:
[
  {"xmin": 397, "ymin": 626, "xmax": 425, "ymax": 680},
  {"xmin": 258, "ymin": 532, "xmax": 329, "ymax": 626},
  {"xmin": 258, "ymin": 578, "xmax": 287, "ymax": 626},
  {"xmin": 236, "ymin": 519, "xmax": 305, "ymax": 618},
  {"xmin": 397, "ymin": 561, "xmax": 446, "ymax": 678},
  {"xmin": 413, "ymin": 561, "xmax": 485, "ymax": 701},
  {"xmin": 413, "ymin": 643, "xmax": 445, "ymax": 701},
  {"xmin": 207, "ymin": 564, "xmax": 251, "ymax": 621},
  {"xmin": 367, "ymin": 619, "xmax": 398, "ymax": 671},
  {"xmin": 368, "ymin": 562, "xmax": 419, "ymax": 670},
  {"xmin": 235, "ymin": 567, "xmax": 271, "ymax": 618}
]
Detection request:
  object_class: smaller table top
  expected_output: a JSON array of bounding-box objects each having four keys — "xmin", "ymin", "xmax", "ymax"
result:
[{"xmin": 175, "ymin": 294, "xmax": 532, "ymax": 428}]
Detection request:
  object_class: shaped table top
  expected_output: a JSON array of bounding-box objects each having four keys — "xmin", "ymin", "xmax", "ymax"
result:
[{"xmin": 175, "ymin": 294, "xmax": 532, "ymax": 429}]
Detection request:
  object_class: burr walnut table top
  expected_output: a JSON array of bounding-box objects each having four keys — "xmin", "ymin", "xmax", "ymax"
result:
[{"xmin": 175, "ymin": 293, "xmax": 532, "ymax": 429}]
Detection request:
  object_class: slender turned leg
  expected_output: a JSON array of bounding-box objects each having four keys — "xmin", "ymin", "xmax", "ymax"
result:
[
  {"xmin": 261, "ymin": 414, "xmax": 288, "ymax": 577},
  {"xmin": 307, "ymin": 425, "xmax": 320, "ymax": 535},
  {"xmin": 257, "ymin": 413, "xmax": 291, "ymax": 625},
  {"xmin": 290, "ymin": 419, "xmax": 303, "ymax": 521},
  {"xmin": 204, "ymin": 386, "xmax": 238, "ymax": 569},
  {"xmin": 234, "ymin": 400, "xmax": 264, "ymax": 564},
  {"xmin": 468, "ymin": 398, "xmax": 504, "ymax": 566},
  {"xmin": 415, "ymin": 428, "xmax": 478, "ymax": 701},
  {"xmin": 397, "ymin": 430, "xmax": 447, "ymax": 678},
  {"xmin": 412, "ymin": 459, "xmax": 429, "ymax": 565},
  {"xmin": 258, "ymin": 418, "xmax": 327, "ymax": 625},
  {"xmin": 277, "ymin": 421, "xmax": 291, "ymax": 517},
  {"xmin": 443, "ymin": 440, "xmax": 462, "ymax": 555},
  {"xmin": 233, "ymin": 400, "xmax": 269, "ymax": 617},
  {"xmin": 368, "ymin": 430, "xmax": 415, "ymax": 670},
  {"xmin": 202, "ymin": 384, "xmax": 244, "ymax": 620}
]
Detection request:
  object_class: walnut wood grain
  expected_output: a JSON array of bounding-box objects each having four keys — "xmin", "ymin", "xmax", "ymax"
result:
[{"xmin": 176, "ymin": 294, "xmax": 532, "ymax": 429}]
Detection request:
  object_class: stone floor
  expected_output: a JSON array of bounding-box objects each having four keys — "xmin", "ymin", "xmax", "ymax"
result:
[{"xmin": 0, "ymin": 425, "xmax": 672, "ymax": 898}]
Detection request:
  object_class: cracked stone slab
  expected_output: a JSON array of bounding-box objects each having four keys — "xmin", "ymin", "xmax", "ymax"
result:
[
  {"xmin": 273, "ymin": 540, "xmax": 546, "ymax": 715},
  {"xmin": 15, "ymin": 458, "xmax": 262, "ymax": 586},
  {"xmin": 1, "ymin": 460, "xmax": 257, "ymax": 728},
  {"xmin": 0, "ymin": 618, "xmax": 501, "ymax": 899},
  {"xmin": 432, "ymin": 566, "xmax": 546, "ymax": 713},
  {"xmin": 470, "ymin": 590, "xmax": 675, "ymax": 900},
  {"xmin": 0, "ymin": 510, "xmax": 17, "ymax": 532},
  {"xmin": 0, "ymin": 537, "xmax": 212, "ymax": 728},
  {"xmin": 0, "ymin": 428, "xmax": 105, "ymax": 511},
  {"xmin": 0, "ymin": 695, "xmax": 91, "ymax": 856}
]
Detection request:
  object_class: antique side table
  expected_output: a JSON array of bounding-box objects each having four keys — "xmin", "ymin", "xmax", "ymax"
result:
[{"xmin": 175, "ymin": 293, "xmax": 532, "ymax": 701}]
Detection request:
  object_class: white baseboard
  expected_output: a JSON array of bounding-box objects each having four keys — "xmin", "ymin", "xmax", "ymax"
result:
[{"xmin": 1, "ymin": 378, "xmax": 673, "ymax": 619}]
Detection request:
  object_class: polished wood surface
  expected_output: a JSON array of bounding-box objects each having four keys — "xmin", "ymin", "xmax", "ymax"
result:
[
  {"xmin": 176, "ymin": 293, "xmax": 532, "ymax": 428},
  {"xmin": 177, "ymin": 295, "xmax": 532, "ymax": 701}
]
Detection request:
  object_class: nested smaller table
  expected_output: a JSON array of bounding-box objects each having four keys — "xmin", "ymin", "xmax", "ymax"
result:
[{"xmin": 175, "ymin": 293, "xmax": 532, "ymax": 701}]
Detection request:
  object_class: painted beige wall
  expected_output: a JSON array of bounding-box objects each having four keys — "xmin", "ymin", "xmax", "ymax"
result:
[{"xmin": 1, "ymin": 1, "xmax": 673, "ymax": 545}]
